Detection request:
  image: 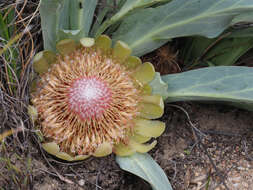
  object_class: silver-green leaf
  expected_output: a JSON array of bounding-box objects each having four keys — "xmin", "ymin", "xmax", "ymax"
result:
[
  {"xmin": 150, "ymin": 72, "xmax": 168, "ymax": 100},
  {"xmin": 95, "ymin": 0, "xmax": 170, "ymax": 37},
  {"xmin": 231, "ymin": 12, "xmax": 253, "ymax": 24},
  {"xmin": 68, "ymin": 0, "xmax": 97, "ymax": 36},
  {"xmin": 112, "ymin": 0, "xmax": 253, "ymax": 56},
  {"xmin": 181, "ymin": 36, "xmax": 253, "ymax": 67},
  {"xmin": 162, "ymin": 66, "xmax": 253, "ymax": 110},
  {"xmin": 58, "ymin": 29, "xmax": 84, "ymax": 41},
  {"xmin": 40, "ymin": 0, "xmax": 63, "ymax": 51},
  {"xmin": 116, "ymin": 153, "xmax": 173, "ymax": 190},
  {"xmin": 40, "ymin": 0, "xmax": 97, "ymax": 51}
]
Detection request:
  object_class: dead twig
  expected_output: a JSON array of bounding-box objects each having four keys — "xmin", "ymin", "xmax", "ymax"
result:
[{"xmin": 168, "ymin": 103, "xmax": 230, "ymax": 190}]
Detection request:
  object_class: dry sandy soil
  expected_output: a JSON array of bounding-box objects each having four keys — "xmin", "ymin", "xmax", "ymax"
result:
[
  {"xmin": 1, "ymin": 103, "xmax": 253, "ymax": 190},
  {"xmin": 0, "ymin": 1, "xmax": 253, "ymax": 189}
]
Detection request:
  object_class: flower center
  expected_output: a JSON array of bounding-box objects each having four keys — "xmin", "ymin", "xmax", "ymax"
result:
[{"xmin": 68, "ymin": 76, "xmax": 112, "ymax": 120}]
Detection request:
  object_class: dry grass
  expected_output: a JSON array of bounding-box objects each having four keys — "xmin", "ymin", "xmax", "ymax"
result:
[
  {"xmin": 0, "ymin": 1, "xmax": 122, "ymax": 189},
  {"xmin": 1, "ymin": 1, "xmax": 253, "ymax": 190},
  {"xmin": 0, "ymin": 1, "xmax": 124, "ymax": 189},
  {"xmin": 0, "ymin": 0, "xmax": 41, "ymax": 188}
]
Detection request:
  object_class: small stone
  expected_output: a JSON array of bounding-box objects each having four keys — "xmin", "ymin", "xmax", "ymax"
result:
[{"xmin": 78, "ymin": 179, "xmax": 85, "ymax": 186}]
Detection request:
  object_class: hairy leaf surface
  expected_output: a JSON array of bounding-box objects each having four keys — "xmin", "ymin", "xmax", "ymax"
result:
[
  {"xmin": 162, "ymin": 66, "xmax": 253, "ymax": 110},
  {"xmin": 40, "ymin": 0, "xmax": 63, "ymax": 50},
  {"xmin": 116, "ymin": 153, "xmax": 173, "ymax": 190},
  {"xmin": 150, "ymin": 72, "xmax": 168, "ymax": 100},
  {"xmin": 112, "ymin": 0, "xmax": 253, "ymax": 56},
  {"xmin": 40, "ymin": 0, "xmax": 97, "ymax": 51},
  {"xmin": 95, "ymin": 0, "xmax": 169, "ymax": 37},
  {"xmin": 181, "ymin": 36, "xmax": 253, "ymax": 67}
]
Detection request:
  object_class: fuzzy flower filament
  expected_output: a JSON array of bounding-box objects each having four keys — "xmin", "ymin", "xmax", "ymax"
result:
[{"xmin": 30, "ymin": 36, "xmax": 165, "ymax": 161}]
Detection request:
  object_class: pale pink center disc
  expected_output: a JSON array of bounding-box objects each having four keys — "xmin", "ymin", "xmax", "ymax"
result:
[{"xmin": 68, "ymin": 77, "xmax": 112, "ymax": 120}]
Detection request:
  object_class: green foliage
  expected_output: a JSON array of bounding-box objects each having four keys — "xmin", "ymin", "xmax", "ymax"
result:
[
  {"xmin": 39, "ymin": 0, "xmax": 62, "ymax": 51},
  {"xmin": 150, "ymin": 72, "xmax": 169, "ymax": 100},
  {"xmin": 37, "ymin": 0, "xmax": 253, "ymax": 190},
  {"xmin": 94, "ymin": 0, "xmax": 171, "ymax": 38},
  {"xmin": 116, "ymin": 153, "xmax": 173, "ymax": 190},
  {"xmin": 40, "ymin": 0, "xmax": 97, "ymax": 51},
  {"xmin": 112, "ymin": 0, "xmax": 253, "ymax": 56},
  {"xmin": 231, "ymin": 12, "xmax": 253, "ymax": 24},
  {"xmin": 0, "ymin": 7, "xmax": 19, "ymax": 87},
  {"xmin": 181, "ymin": 35, "xmax": 253, "ymax": 68},
  {"xmin": 229, "ymin": 27, "xmax": 253, "ymax": 38},
  {"xmin": 40, "ymin": 0, "xmax": 253, "ymax": 56},
  {"xmin": 162, "ymin": 66, "xmax": 253, "ymax": 111},
  {"xmin": 0, "ymin": 8, "xmax": 15, "ymax": 40},
  {"xmin": 0, "ymin": 142, "xmax": 33, "ymax": 188},
  {"xmin": 90, "ymin": 0, "xmax": 118, "ymax": 37}
]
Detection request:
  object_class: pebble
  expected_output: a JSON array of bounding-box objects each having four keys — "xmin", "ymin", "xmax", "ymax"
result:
[{"xmin": 78, "ymin": 179, "xmax": 85, "ymax": 186}]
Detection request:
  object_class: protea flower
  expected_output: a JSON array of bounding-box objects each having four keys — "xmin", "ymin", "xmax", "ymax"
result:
[{"xmin": 29, "ymin": 35, "xmax": 165, "ymax": 161}]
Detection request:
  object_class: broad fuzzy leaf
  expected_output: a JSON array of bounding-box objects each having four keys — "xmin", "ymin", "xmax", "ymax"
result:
[
  {"xmin": 40, "ymin": 0, "xmax": 97, "ymax": 51},
  {"xmin": 162, "ymin": 66, "xmax": 253, "ymax": 110},
  {"xmin": 110, "ymin": 0, "xmax": 170, "ymax": 21},
  {"xmin": 112, "ymin": 0, "xmax": 253, "ymax": 56},
  {"xmin": 231, "ymin": 12, "xmax": 253, "ymax": 24},
  {"xmin": 68, "ymin": 0, "xmax": 97, "ymax": 36},
  {"xmin": 95, "ymin": 0, "xmax": 170, "ymax": 37},
  {"xmin": 90, "ymin": 0, "xmax": 116, "ymax": 37},
  {"xmin": 116, "ymin": 153, "xmax": 173, "ymax": 190},
  {"xmin": 40, "ymin": 0, "xmax": 63, "ymax": 51},
  {"xmin": 228, "ymin": 27, "xmax": 253, "ymax": 38},
  {"xmin": 149, "ymin": 72, "xmax": 168, "ymax": 100},
  {"xmin": 181, "ymin": 36, "xmax": 253, "ymax": 67}
]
